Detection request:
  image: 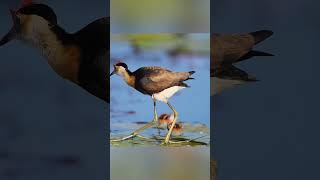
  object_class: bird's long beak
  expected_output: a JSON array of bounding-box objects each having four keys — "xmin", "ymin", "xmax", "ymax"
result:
[
  {"xmin": 110, "ymin": 70, "xmax": 115, "ymax": 76},
  {"xmin": 0, "ymin": 9, "xmax": 18, "ymax": 46},
  {"xmin": 0, "ymin": 27, "xmax": 16, "ymax": 46}
]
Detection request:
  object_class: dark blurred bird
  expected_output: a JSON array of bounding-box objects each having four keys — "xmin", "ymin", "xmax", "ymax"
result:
[
  {"xmin": 211, "ymin": 30, "xmax": 273, "ymax": 95},
  {"xmin": 0, "ymin": 1, "xmax": 109, "ymax": 102},
  {"xmin": 110, "ymin": 62, "xmax": 194, "ymax": 144}
]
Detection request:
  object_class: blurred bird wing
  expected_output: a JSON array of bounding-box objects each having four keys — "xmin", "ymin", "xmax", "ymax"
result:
[
  {"xmin": 212, "ymin": 64, "xmax": 256, "ymax": 81},
  {"xmin": 211, "ymin": 33, "xmax": 254, "ymax": 66}
]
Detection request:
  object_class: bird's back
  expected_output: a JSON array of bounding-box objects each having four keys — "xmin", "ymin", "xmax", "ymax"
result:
[{"xmin": 73, "ymin": 17, "xmax": 110, "ymax": 102}]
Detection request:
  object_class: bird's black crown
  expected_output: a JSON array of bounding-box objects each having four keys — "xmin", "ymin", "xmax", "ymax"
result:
[
  {"xmin": 17, "ymin": 4, "xmax": 57, "ymax": 25},
  {"xmin": 115, "ymin": 62, "xmax": 128, "ymax": 69}
]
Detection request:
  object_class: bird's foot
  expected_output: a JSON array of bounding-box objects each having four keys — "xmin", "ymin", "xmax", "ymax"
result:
[
  {"xmin": 160, "ymin": 142, "xmax": 169, "ymax": 146},
  {"xmin": 160, "ymin": 136, "xmax": 172, "ymax": 146},
  {"xmin": 110, "ymin": 120, "xmax": 158, "ymax": 143},
  {"xmin": 110, "ymin": 133, "xmax": 137, "ymax": 142}
]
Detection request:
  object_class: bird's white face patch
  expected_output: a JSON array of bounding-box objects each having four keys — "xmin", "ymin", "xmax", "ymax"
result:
[
  {"xmin": 18, "ymin": 14, "xmax": 53, "ymax": 45},
  {"xmin": 16, "ymin": 14, "xmax": 80, "ymax": 83},
  {"xmin": 153, "ymin": 86, "xmax": 186, "ymax": 103},
  {"xmin": 17, "ymin": 14, "xmax": 63, "ymax": 62},
  {"xmin": 115, "ymin": 66, "xmax": 127, "ymax": 77}
]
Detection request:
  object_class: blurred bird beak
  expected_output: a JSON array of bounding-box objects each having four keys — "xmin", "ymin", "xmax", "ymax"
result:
[
  {"xmin": 0, "ymin": 27, "xmax": 16, "ymax": 46},
  {"xmin": 0, "ymin": 9, "xmax": 18, "ymax": 46},
  {"xmin": 110, "ymin": 71, "xmax": 115, "ymax": 76}
]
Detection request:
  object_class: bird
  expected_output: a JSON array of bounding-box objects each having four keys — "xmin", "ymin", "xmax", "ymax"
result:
[
  {"xmin": 110, "ymin": 62, "xmax": 194, "ymax": 144},
  {"xmin": 0, "ymin": 1, "xmax": 109, "ymax": 103},
  {"xmin": 158, "ymin": 113, "xmax": 183, "ymax": 136},
  {"xmin": 167, "ymin": 122, "xmax": 183, "ymax": 136},
  {"xmin": 211, "ymin": 30, "xmax": 273, "ymax": 95},
  {"xmin": 158, "ymin": 113, "xmax": 174, "ymax": 128}
]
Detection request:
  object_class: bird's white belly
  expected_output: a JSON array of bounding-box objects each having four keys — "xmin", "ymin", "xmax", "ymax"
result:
[{"xmin": 153, "ymin": 86, "xmax": 186, "ymax": 103}]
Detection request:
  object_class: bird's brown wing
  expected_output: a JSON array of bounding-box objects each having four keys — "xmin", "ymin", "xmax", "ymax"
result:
[{"xmin": 134, "ymin": 67, "xmax": 187, "ymax": 95}]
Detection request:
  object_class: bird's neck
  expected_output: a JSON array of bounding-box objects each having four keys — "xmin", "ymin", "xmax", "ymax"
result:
[
  {"xmin": 21, "ymin": 24, "xmax": 80, "ymax": 83},
  {"xmin": 122, "ymin": 70, "xmax": 135, "ymax": 87},
  {"xmin": 21, "ymin": 23, "xmax": 71, "ymax": 57}
]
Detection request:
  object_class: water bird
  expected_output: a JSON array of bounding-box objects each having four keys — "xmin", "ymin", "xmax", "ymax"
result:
[
  {"xmin": 211, "ymin": 30, "xmax": 273, "ymax": 95},
  {"xmin": 158, "ymin": 113, "xmax": 174, "ymax": 128},
  {"xmin": 0, "ymin": 1, "xmax": 109, "ymax": 102},
  {"xmin": 167, "ymin": 121, "xmax": 183, "ymax": 136},
  {"xmin": 110, "ymin": 62, "xmax": 194, "ymax": 144},
  {"xmin": 158, "ymin": 113, "xmax": 183, "ymax": 136}
]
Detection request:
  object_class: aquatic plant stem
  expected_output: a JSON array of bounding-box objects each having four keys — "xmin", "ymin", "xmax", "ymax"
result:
[{"xmin": 110, "ymin": 97, "xmax": 158, "ymax": 142}]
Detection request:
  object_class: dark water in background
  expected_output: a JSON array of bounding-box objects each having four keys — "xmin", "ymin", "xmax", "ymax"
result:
[
  {"xmin": 110, "ymin": 34, "xmax": 210, "ymax": 139},
  {"xmin": 0, "ymin": 1, "xmax": 109, "ymax": 179},
  {"xmin": 212, "ymin": 0, "xmax": 320, "ymax": 179}
]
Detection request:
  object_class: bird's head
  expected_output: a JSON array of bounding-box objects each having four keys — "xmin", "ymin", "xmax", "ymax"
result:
[
  {"xmin": 158, "ymin": 113, "xmax": 174, "ymax": 126},
  {"xmin": 0, "ymin": 1, "xmax": 58, "ymax": 46},
  {"xmin": 110, "ymin": 61, "xmax": 129, "ymax": 77}
]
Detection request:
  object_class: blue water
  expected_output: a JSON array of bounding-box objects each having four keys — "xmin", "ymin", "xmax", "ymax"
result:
[{"xmin": 110, "ymin": 34, "xmax": 210, "ymax": 136}]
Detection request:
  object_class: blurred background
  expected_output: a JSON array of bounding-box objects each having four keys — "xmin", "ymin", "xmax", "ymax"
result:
[
  {"xmin": 212, "ymin": 0, "xmax": 320, "ymax": 180},
  {"xmin": 0, "ymin": 0, "xmax": 109, "ymax": 179},
  {"xmin": 111, "ymin": 0, "xmax": 210, "ymax": 33},
  {"xmin": 111, "ymin": 147, "xmax": 210, "ymax": 180}
]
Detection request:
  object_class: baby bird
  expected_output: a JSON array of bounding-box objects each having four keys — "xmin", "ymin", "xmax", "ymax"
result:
[
  {"xmin": 158, "ymin": 113, "xmax": 174, "ymax": 128},
  {"xmin": 158, "ymin": 113, "xmax": 184, "ymax": 136},
  {"xmin": 167, "ymin": 122, "xmax": 183, "ymax": 136}
]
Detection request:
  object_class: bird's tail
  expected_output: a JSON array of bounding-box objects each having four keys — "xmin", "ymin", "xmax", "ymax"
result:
[
  {"xmin": 237, "ymin": 50, "xmax": 274, "ymax": 62},
  {"xmin": 189, "ymin": 71, "xmax": 195, "ymax": 75},
  {"xmin": 250, "ymin": 30, "xmax": 273, "ymax": 45},
  {"xmin": 186, "ymin": 71, "xmax": 195, "ymax": 80}
]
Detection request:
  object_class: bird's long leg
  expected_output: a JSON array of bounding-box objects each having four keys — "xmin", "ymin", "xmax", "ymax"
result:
[
  {"xmin": 131, "ymin": 97, "xmax": 158, "ymax": 135},
  {"xmin": 163, "ymin": 101, "xmax": 178, "ymax": 144},
  {"xmin": 110, "ymin": 97, "xmax": 158, "ymax": 142}
]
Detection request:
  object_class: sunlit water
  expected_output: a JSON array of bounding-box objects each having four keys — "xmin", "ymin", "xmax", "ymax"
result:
[{"xmin": 110, "ymin": 34, "xmax": 210, "ymax": 142}]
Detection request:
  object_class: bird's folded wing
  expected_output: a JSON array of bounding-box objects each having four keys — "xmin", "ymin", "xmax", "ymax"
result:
[{"xmin": 138, "ymin": 72, "xmax": 182, "ymax": 94}]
